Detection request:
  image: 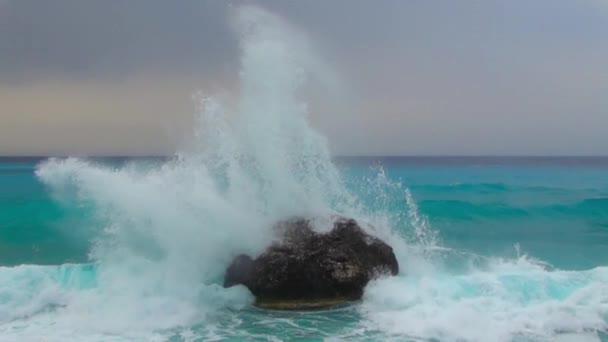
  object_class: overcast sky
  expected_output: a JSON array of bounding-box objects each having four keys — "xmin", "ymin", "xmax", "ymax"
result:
[{"xmin": 1, "ymin": 0, "xmax": 607, "ymax": 156}]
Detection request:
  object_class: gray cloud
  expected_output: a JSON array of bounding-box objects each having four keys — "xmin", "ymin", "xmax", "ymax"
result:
[
  {"xmin": 0, "ymin": 0, "xmax": 236, "ymax": 81},
  {"xmin": 0, "ymin": 0, "xmax": 607, "ymax": 155}
]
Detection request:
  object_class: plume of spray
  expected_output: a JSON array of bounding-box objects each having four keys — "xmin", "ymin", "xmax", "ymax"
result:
[{"xmin": 32, "ymin": 5, "xmax": 371, "ymax": 333}]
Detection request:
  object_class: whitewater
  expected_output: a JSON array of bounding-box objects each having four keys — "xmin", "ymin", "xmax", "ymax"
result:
[{"xmin": 0, "ymin": 5, "xmax": 607, "ymax": 342}]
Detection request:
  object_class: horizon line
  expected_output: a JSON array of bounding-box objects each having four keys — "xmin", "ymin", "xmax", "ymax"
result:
[{"xmin": 1, "ymin": 155, "xmax": 608, "ymax": 159}]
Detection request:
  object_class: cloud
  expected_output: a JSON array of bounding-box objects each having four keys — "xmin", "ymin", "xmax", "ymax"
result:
[
  {"xmin": 0, "ymin": 0, "xmax": 607, "ymax": 155},
  {"xmin": 0, "ymin": 0, "xmax": 236, "ymax": 82}
]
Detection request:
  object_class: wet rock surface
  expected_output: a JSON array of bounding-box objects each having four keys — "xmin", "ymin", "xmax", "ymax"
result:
[{"xmin": 224, "ymin": 217, "xmax": 399, "ymax": 309}]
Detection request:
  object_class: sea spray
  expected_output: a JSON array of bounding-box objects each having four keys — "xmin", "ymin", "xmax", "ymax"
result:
[{"xmin": 29, "ymin": 4, "xmax": 365, "ymax": 337}]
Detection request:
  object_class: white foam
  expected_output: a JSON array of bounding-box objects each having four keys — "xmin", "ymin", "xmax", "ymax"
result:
[{"xmin": 361, "ymin": 258, "xmax": 608, "ymax": 342}]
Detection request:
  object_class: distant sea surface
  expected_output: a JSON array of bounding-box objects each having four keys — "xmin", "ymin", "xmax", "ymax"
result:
[{"xmin": 1, "ymin": 156, "xmax": 607, "ymax": 341}]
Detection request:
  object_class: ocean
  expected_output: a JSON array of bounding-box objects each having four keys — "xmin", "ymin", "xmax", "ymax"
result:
[
  {"xmin": 0, "ymin": 156, "xmax": 607, "ymax": 341},
  {"xmin": 1, "ymin": 6, "xmax": 607, "ymax": 341}
]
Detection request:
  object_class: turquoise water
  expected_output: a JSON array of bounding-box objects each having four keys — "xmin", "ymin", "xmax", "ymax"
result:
[{"xmin": 1, "ymin": 157, "xmax": 607, "ymax": 341}]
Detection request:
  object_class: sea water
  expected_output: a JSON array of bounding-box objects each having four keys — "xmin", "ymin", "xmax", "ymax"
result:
[{"xmin": 1, "ymin": 5, "xmax": 607, "ymax": 342}]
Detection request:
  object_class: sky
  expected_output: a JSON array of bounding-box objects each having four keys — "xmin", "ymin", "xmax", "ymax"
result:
[{"xmin": 1, "ymin": 0, "xmax": 607, "ymax": 156}]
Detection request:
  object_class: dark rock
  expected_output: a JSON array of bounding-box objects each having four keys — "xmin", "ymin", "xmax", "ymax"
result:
[{"xmin": 224, "ymin": 217, "xmax": 399, "ymax": 309}]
